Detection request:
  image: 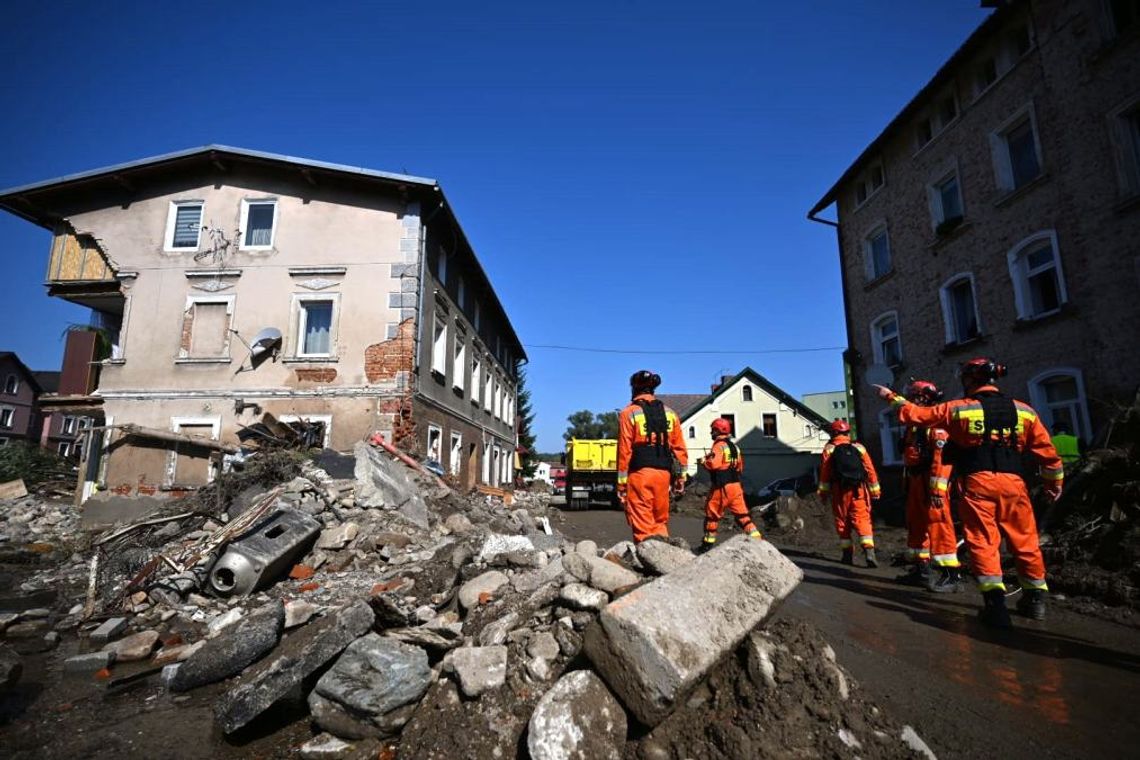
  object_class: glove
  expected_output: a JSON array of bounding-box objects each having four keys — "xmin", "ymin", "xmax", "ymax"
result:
[
  {"xmin": 931, "ymin": 494, "xmax": 944, "ymax": 509},
  {"xmin": 673, "ymin": 478, "xmax": 685, "ymax": 496},
  {"xmin": 872, "ymin": 384, "xmax": 896, "ymax": 402},
  {"xmin": 1044, "ymin": 483, "xmax": 1062, "ymax": 503}
]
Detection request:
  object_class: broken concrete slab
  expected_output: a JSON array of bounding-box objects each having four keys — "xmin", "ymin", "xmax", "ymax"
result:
[
  {"xmin": 353, "ymin": 441, "xmax": 430, "ymax": 528},
  {"xmin": 476, "ymin": 533, "xmax": 535, "ymax": 564},
  {"xmin": 583, "ymin": 536, "xmax": 802, "ymax": 727},
  {"xmin": 317, "ymin": 522, "xmax": 359, "ymax": 550},
  {"xmin": 528, "ymin": 669, "xmax": 627, "ymax": 760},
  {"xmin": 559, "ymin": 583, "xmax": 608, "ymax": 612},
  {"xmin": 89, "ymin": 617, "xmax": 128, "ymax": 643},
  {"xmin": 636, "ymin": 539, "xmax": 695, "ymax": 575},
  {"xmin": 171, "ymin": 601, "xmax": 284, "ymax": 692},
  {"xmin": 561, "ymin": 552, "xmax": 592, "ymax": 582},
  {"xmin": 79, "ymin": 492, "xmax": 164, "ymax": 530},
  {"xmin": 586, "ymin": 556, "xmax": 642, "ymax": 593},
  {"xmin": 215, "ymin": 600, "xmax": 374, "ymax": 733},
  {"xmin": 449, "ymin": 645, "xmax": 507, "ymax": 698},
  {"xmin": 64, "ymin": 650, "xmax": 115, "ymax": 673},
  {"xmin": 458, "ymin": 570, "xmax": 509, "ymax": 611},
  {"xmin": 102, "ymin": 630, "xmax": 159, "ymax": 662}
]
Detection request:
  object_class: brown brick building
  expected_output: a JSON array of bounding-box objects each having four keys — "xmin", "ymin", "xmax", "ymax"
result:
[{"xmin": 809, "ymin": 0, "xmax": 1140, "ymax": 475}]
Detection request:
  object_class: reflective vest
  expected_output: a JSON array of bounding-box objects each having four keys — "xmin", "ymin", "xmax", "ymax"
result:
[
  {"xmin": 1052, "ymin": 433, "xmax": 1080, "ymax": 466},
  {"xmin": 709, "ymin": 438, "xmax": 742, "ymax": 488}
]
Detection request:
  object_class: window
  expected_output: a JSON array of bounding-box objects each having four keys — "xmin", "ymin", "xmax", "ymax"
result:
[
  {"xmin": 424, "ymin": 425, "xmax": 443, "ymax": 465},
  {"xmin": 1029, "ymin": 369, "xmax": 1092, "ymax": 441},
  {"xmin": 930, "ymin": 171, "xmax": 964, "ymax": 232},
  {"xmin": 721, "ymin": 414, "xmax": 735, "ymax": 436},
  {"xmin": 688, "ymin": 425, "xmax": 695, "ymax": 439},
  {"xmin": 493, "ymin": 380, "xmax": 502, "ymax": 419},
  {"xmin": 915, "ymin": 91, "xmax": 959, "ymax": 149},
  {"xmin": 277, "ymin": 414, "xmax": 332, "ymax": 448},
  {"xmin": 240, "ymin": 200, "xmax": 277, "ymax": 249},
  {"xmin": 474, "ymin": 300, "xmax": 482, "ymax": 331},
  {"xmin": 991, "ymin": 108, "xmax": 1043, "ymax": 192},
  {"xmin": 57, "ymin": 441, "xmax": 72, "ymax": 457},
  {"xmin": 484, "ymin": 370, "xmax": 493, "ymax": 410},
  {"xmin": 450, "ymin": 433, "xmax": 463, "ymax": 476},
  {"xmin": 853, "ymin": 162, "xmax": 885, "ymax": 207},
  {"xmin": 1007, "ymin": 232, "xmax": 1067, "ymax": 320},
  {"xmin": 298, "ymin": 298, "xmax": 334, "ymax": 357},
  {"xmin": 457, "ymin": 276, "xmax": 466, "ymax": 310},
  {"xmin": 975, "ymin": 56, "xmax": 999, "ymax": 94},
  {"xmin": 742, "ymin": 385, "xmax": 753, "ymax": 402},
  {"xmin": 864, "ymin": 226, "xmax": 892, "ymax": 281},
  {"xmin": 482, "ymin": 441, "xmax": 491, "ymax": 484},
  {"xmin": 62, "ymin": 416, "xmax": 78, "ymax": 435},
  {"xmin": 0, "ymin": 407, "xmax": 13, "ymax": 428},
  {"xmin": 431, "ymin": 317, "xmax": 447, "ymax": 376},
  {"xmin": 471, "ymin": 356, "xmax": 482, "ymax": 403},
  {"xmin": 165, "ymin": 201, "xmax": 203, "ymax": 251},
  {"xmin": 1110, "ymin": 0, "xmax": 1140, "ymax": 36},
  {"xmin": 1110, "ymin": 101, "xmax": 1140, "ymax": 196},
  {"xmin": 878, "ymin": 409, "xmax": 904, "ymax": 465},
  {"xmin": 453, "ymin": 337, "xmax": 466, "ymax": 392},
  {"xmin": 180, "ymin": 296, "xmax": 234, "ymax": 360},
  {"xmin": 762, "ymin": 413, "xmax": 778, "ymax": 438},
  {"xmin": 437, "ymin": 247, "xmax": 448, "ymax": 286},
  {"xmin": 870, "ymin": 312, "xmax": 903, "ymax": 367},
  {"xmin": 170, "ymin": 417, "xmax": 220, "ymax": 486},
  {"xmin": 940, "ymin": 274, "xmax": 982, "ymax": 345},
  {"xmin": 3, "ymin": 375, "xmax": 16, "ymax": 394}
]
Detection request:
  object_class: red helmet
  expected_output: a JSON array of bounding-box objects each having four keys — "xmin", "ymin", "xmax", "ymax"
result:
[
  {"xmin": 629, "ymin": 370, "xmax": 661, "ymax": 394},
  {"xmin": 959, "ymin": 358, "xmax": 1007, "ymax": 387},
  {"xmin": 828, "ymin": 419, "xmax": 851, "ymax": 436},
  {"xmin": 905, "ymin": 380, "xmax": 944, "ymax": 405},
  {"xmin": 710, "ymin": 418, "xmax": 732, "ymax": 436}
]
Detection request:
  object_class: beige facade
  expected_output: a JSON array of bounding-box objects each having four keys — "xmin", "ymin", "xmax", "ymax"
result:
[
  {"xmin": 810, "ymin": 0, "xmax": 1140, "ymax": 477},
  {"xmin": 673, "ymin": 368, "xmax": 829, "ymax": 491},
  {"xmin": 0, "ymin": 147, "xmax": 524, "ymax": 498}
]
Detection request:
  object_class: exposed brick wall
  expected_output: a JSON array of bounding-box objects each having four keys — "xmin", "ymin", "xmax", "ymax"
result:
[
  {"xmin": 179, "ymin": 307, "xmax": 193, "ymax": 353},
  {"xmin": 366, "ymin": 318, "xmax": 416, "ymax": 450},
  {"xmin": 295, "ymin": 367, "xmax": 337, "ymax": 383},
  {"xmin": 830, "ymin": 0, "xmax": 1140, "ymax": 475}
]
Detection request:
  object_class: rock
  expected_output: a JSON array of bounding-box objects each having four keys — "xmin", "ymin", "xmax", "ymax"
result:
[
  {"xmin": 838, "ymin": 728, "xmax": 862, "ymax": 749},
  {"xmin": 64, "ymin": 650, "xmax": 115, "ymax": 673},
  {"xmin": 561, "ymin": 552, "xmax": 592, "ymax": 582},
  {"xmin": 153, "ymin": 640, "xmax": 205, "ymax": 666},
  {"xmin": 317, "ymin": 522, "xmax": 359, "ymax": 550},
  {"xmin": 526, "ymin": 655, "xmax": 553, "ymax": 681},
  {"xmin": 477, "ymin": 533, "xmax": 536, "ymax": 564},
  {"xmin": 384, "ymin": 626, "xmax": 461, "ymax": 651},
  {"xmin": 285, "ymin": 599, "xmax": 319, "ymax": 629},
  {"xmin": 443, "ymin": 513, "xmax": 474, "ymax": 534},
  {"xmin": 208, "ymin": 607, "xmax": 245, "ymax": 636},
  {"xmin": 215, "ymin": 601, "xmax": 375, "ymax": 733},
  {"xmin": 553, "ymin": 624, "xmax": 582, "ymax": 658},
  {"xmin": 745, "ymin": 632, "xmax": 778, "ymax": 688},
  {"xmin": 1, "ymin": 643, "xmax": 22, "ymax": 689},
  {"xmin": 299, "ymin": 732, "xmax": 383, "ymax": 760},
  {"xmin": 171, "ymin": 601, "xmax": 285, "ymax": 692},
  {"xmin": 527, "ymin": 670, "xmax": 627, "ymax": 760},
  {"xmin": 89, "ymin": 617, "xmax": 128, "ymax": 643},
  {"xmin": 527, "ymin": 631, "xmax": 560, "ymax": 662},
  {"xmin": 583, "ymin": 536, "xmax": 802, "ymax": 727},
  {"xmin": 0, "ymin": 612, "xmax": 18, "ymax": 631},
  {"xmin": 635, "ymin": 540, "xmax": 695, "ymax": 575},
  {"xmin": 559, "ymin": 583, "xmax": 608, "ymax": 612},
  {"xmin": 449, "ymin": 645, "xmax": 507, "ymax": 698},
  {"xmin": 102, "ymin": 630, "xmax": 159, "ymax": 662},
  {"xmin": 309, "ymin": 693, "xmax": 418, "ymax": 740},
  {"xmin": 575, "ymin": 540, "xmax": 598, "ymax": 557},
  {"xmin": 353, "ymin": 442, "xmax": 430, "ymax": 528},
  {"xmin": 477, "ymin": 611, "xmax": 520, "ymax": 646},
  {"xmin": 901, "ymin": 726, "xmax": 938, "ymax": 760},
  {"xmin": 3, "ymin": 621, "xmax": 48, "ymax": 637},
  {"xmin": 310, "ymin": 633, "xmax": 431, "ymax": 736},
  {"xmin": 458, "ymin": 570, "xmax": 509, "ymax": 611},
  {"xmin": 586, "ymin": 557, "xmax": 642, "ymax": 593}
]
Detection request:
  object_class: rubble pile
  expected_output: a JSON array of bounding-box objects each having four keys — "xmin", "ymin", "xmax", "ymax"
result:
[
  {"xmin": 1, "ymin": 438, "xmax": 932, "ymax": 759},
  {"xmin": 0, "ymin": 495, "xmax": 82, "ymax": 547}
]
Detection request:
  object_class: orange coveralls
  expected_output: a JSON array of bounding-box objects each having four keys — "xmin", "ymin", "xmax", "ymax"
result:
[
  {"xmin": 817, "ymin": 435, "xmax": 881, "ymax": 550},
  {"xmin": 889, "ymin": 385, "xmax": 1063, "ymax": 591},
  {"xmin": 702, "ymin": 436, "xmax": 761, "ymax": 545},
  {"xmin": 617, "ymin": 394, "xmax": 688, "ymax": 543},
  {"xmin": 902, "ymin": 426, "xmax": 957, "ymax": 567}
]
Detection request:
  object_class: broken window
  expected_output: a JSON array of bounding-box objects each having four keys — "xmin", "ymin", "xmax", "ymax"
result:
[
  {"xmin": 427, "ymin": 425, "xmax": 442, "ymax": 465},
  {"xmin": 450, "ymin": 432, "xmax": 463, "ymax": 476},
  {"xmin": 453, "ymin": 337, "xmax": 466, "ymax": 393},
  {"xmin": 3, "ymin": 375, "xmax": 16, "ymax": 394},
  {"xmin": 762, "ymin": 413, "xmax": 778, "ymax": 438},
  {"xmin": 180, "ymin": 297, "xmax": 233, "ymax": 359},
  {"xmin": 241, "ymin": 200, "xmax": 277, "ymax": 248},
  {"xmin": 62, "ymin": 416, "xmax": 78, "ymax": 435},
  {"xmin": 431, "ymin": 317, "xmax": 447, "ymax": 376},
  {"xmin": 0, "ymin": 407, "xmax": 13, "ymax": 428},
  {"xmin": 167, "ymin": 201, "xmax": 203, "ymax": 250}
]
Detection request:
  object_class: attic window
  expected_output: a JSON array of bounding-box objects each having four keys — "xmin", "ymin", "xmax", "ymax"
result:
[
  {"xmin": 3, "ymin": 375, "xmax": 17, "ymax": 395},
  {"xmin": 853, "ymin": 162, "xmax": 886, "ymax": 208},
  {"xmin": 742, "ymin": 385, "xmax": 753, "ymax": 402}
]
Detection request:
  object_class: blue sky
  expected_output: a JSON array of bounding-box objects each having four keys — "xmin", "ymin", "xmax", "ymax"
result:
[{"xmin": 0, "ymin": 1, "xmax": 989, "ymax": 451}]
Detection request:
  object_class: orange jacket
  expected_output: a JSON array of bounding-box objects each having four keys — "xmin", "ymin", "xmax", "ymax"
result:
[
  {"xmin": 817, "ymin": 435, "xmax": 881, "ymax": 498},
  {"xmin": 903, "ymin": 426, "xmax": 954, "ymax": 497},
  {"xmin": 617, "ymin": 393, "xmax": 687, "ymax": 485},
  {"xmin": 887, "ymin": 385, "xmax": 1063, "ymax": 485},
  {"xmin": 702, "ymin": 436, "xmax": 744, "ymax": 474}
]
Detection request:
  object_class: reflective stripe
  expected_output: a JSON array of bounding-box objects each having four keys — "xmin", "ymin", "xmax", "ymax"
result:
[
  {"xmin": 1020, "ymin": 577, "xmax": 1048, "ymax": 591},
  {"xmin": 930, "ymin": 477, "xmax": 949, "ymax": 492},
  {"xmin": 617, "ymin": 470, "xmax": 628, "ymax": 484},
  {"xmin": 1041, "ymin": 465, "xmax": 1064, "ymax": 481},
  {"xmin": 839, "ymin": 539, "xmax": 852, "ymax": 549},
  {"xmin": 868, "ymin": 483, "xmax": 881, "ymax": 497},
  {"xmin": 703, "ymin": 535, "xmax": 717, "ymax": 544},
  {"xmin": 932, "ymin": 553, "xmax": 961, "ymax": 567},
  {"xmin": 890, "ymin": 394, "xmax": 907, "ymax": 409},
  {"xmin": 858, "ymin": 536, "xmax": 874, "ymax": 548},
  {"xmin": 818, "ymin": 483, "xmax": 832, "ymax": 494},
  {"xmin": 749, "ymin": 530, "xmax": 762, "ymax": 538},
  {"xmin": 916, "ymin": 549, "xmax": 931, "ymax": 559},
  {"xmin": 976, "ymin": 575, "xmax": 1005, "ymax": 592}
]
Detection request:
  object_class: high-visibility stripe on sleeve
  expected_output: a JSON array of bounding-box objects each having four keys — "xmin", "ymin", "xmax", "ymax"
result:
[
  {"xmin": 1020, "ymin": 577, "xmax": 1048, "ymax": 591},
  {"xmin": 868, "ymin": 483, "xmax": 881, "ymax": 497},
  {"xmin": 1041, "ymin": 464, "xmax": 1064, "ymax": 481},
  {"xmin": 617, "ymin": 470, "xmax": 628, "ymax": 484},
  {"xmin": 932, "ymin": 553, "xmax": 960, "ymax": 568},
  {"xmin": 890, "ymin": 394, "xmax": 907, "ymax": 409},
  {"xmin": 929, "ymin": 477, "xmax": 950, "ymax": 493}
]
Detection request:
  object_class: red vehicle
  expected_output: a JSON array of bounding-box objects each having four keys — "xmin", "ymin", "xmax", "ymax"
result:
[{"xmin": 550, "ymin": 465, "xmax": 567, "ymax": 495}]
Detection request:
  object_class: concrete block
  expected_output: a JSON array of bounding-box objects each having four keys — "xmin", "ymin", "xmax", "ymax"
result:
[
  {"xmin": 583, "ymin": 536, "xmax": 801, "ymax": 727},
  {"xmin": 64, "ymin": 650, "xmax": 115, "ymax": 673},
  {"xmin": 90, "ymin": 617, "xmax": 128, "ymax": 643},
  {"xmin": 528, "ymin": 670, "xmax": 626, "ymax": 760}
]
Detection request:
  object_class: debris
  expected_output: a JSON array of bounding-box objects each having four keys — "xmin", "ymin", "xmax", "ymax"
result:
[
  {"xmin": 89, "ymin": 617, "xmax": 129, "ymax": 644},
  {"xmin": 299, "ymin": 733, "xmax": 383, "ymax": 760},
  {"xmin": 153, "ymin": 640, "xmax": 204, "ymax": 666},
  {"xmin": 635, "ymin": 539, "xmax": 696, "ymax": 575},
  {"xmin": 353, "ymin": 441, "xmax": 431, "ymax": 528},
  {"xmin": 528, "ymin": 670, "xmax": 627, "ymax": 760},
  {"xmin": 0, "ymin": 643, "xmax": 22, "ymax": 689},
  {"xmin": 448, "ymin": 645, "xmax": 507, "ymax": 697},
  {"xmin": 0, "ymin": 479, "xmax": 28, "ymax": 500},
  {"xmin": 559, "ymin": 583, "xmax": 608, "ymax": 612},
  {"xmin": 317, "ymin": 521, "xmax": 359, "ymax": 550},
  {"xmin": 584, "ymin": 536, "xmax": 802, "ymax": 727},
  {"xmin": 207, "ymin": 607, "xmax": 245, "ymax": 636},
  {"xmin": 170, "ymin": 601, "xmax": 284, "ymax": 692},
  {"xmin": 102, "ymin": 629, "xmax": 160, "ymax": 662},
  {"xmin": 209, "ymin": 508, "xmax": 322, "ymax": 596},
  {"xmin": 458, "ymin": 570, "xmax": 509, "ymax": 611},
  {"xmin": 284, "ymin": 599, "xmax": 319, "ymax": 629},
  {"xmin": 64, "ymin": 651, "xmax": 115, "ymax": 673},
  {"xmin": 901, "ymin": 725, "xmax": 938, "ymax": 760}
]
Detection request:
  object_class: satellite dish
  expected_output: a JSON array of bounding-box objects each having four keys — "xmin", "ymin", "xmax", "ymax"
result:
[
  {"xmin": 250, "ymin": 327, "xmax": 283, "ymax": 357},
  {"xmin": 864, "ymin": 363, "xmax": 894, "ymax": 389}
]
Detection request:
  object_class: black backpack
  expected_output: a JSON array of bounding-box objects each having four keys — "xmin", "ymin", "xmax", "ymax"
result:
[{"xmin": 831, "ymin": 443, "xmax": 867, "ymax": 485}]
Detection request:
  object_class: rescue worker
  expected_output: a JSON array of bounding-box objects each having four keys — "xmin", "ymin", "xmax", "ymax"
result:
[
  {"xmin": 617, "ymin": 370, "xmax": 688, "ymax": 543},
  {"xmin": 817, "ymin": 420, "xmax": 881, "ymax": 567},
  {"xmin": 896, "ymin": 381, "xmax": 962, "ymax": 592},
  {"xmin": 1051, "ymin": 422, "xmax": 1081, "ymax": 473},
  {"xmin": 875, "ymin": 358, "xmax": 1063, "ymax": 627},
  {"xmin": 701, "ymin": 417, "xmax": 762, "ymax": 551}
]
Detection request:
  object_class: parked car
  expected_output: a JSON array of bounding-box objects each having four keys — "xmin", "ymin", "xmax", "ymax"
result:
[{"xmin": 754, "ymin": 477, "xmax": 798, "ymax": 504}]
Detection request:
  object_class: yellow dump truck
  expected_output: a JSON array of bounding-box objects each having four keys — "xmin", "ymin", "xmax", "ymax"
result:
[{"xmin": 563, "ymin": 438, "xmax": 619, "ymax": 510}]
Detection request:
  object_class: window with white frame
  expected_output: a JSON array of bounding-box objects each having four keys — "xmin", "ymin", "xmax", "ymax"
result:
[
  {"xmin": 3, "ymin": 375, "xmax": 17, "ymax": 394},
  {"xmin": 453, "ymin": 336, "xmax": 466, "ymax": 392},
  {"xmin": 471, "ymin": 356, "xmax": 482, "ymax": 404},
  {"xmin": 165, "ymin": 201, "xmax": 203, "ymax": 251},
  {"xmin": 1029, "ymin": 369, "xmax": 1091, "ymax": 441},
  {"xmin": 180, "ymin": 296, "xmax": 235, "ymax": 359},
  {"xmin": 57, "ymin": 441, "xmax": 72, "ymax": 457},
  {"xmin": 484, "ymin": 370, "xmax": 493, "ymax": 410},
  {"xmin": 437, "ymin": 247, "xmax": 448, "ymax": 286},
  {"xmin": 762, "ymin": 413, "xmax": 778, "ymax": 438},
  {"xmin": 864, "ymin": 225, "xmax": 892, "ymax": 281},
  {"xmin": 240, "ymin": 199, "xmax": 277, "ymax": 249},
  {"xmin": 930, "ymin": 170, "xmax": 965, "ymax": 231},
  {"xmin": 449, "ymin": 432, "xmax": 463, "ymax": 476},
  {"xmin": 426, "ymin": 425, "xmax": 442, "ymax": 465},
  {"xmin": 62, "ymin": 415, "xmax": 78, "ymax": 435},
  {"xmin": 170, "ymin": 417, "xmax": 221, "ymax": 486},
  {"xmin": 503, "ymin": 445, "xmax": 512, "ymax": 484},
  {"xmin": 878, "ymin": 409, "xmax": 905, "ymax": 465},
  {"xmin": 482, "ymin": 441, "xmax": 491, "ymax": 484},
  {"xmin": 991, "ymin": 107, "xmax": 1043, "ymax": 192},
  {"xmin": 870, "ymin": 312, "xmax": 903, "ymax": 367},
  {"xmin": 296, "ymin": 297, "xmax": 336, "ymax": 357},
  {"xmin": 431, "ymin": 316, "xmax": 447, "ymax": 376},
  {"xmin": 1110, "ymin": 100, "xmax": 1140, "ymax": 197},
  {"xmin": 0, "ymin": 407, "xmax": 13, "ymax": 428},
  {"xmin": 742, "ymin": 385, "xmax": 753, "ymax": 402},
  {"xmin": 493, "ymin": 380, "xmax": 502, "ymax": 419},
  {"xmin": 940, "ymin": 274, "xmax": 982, "ymax": 345},
  {"xmin": 1007, "ymin": 232, "xmax": 1067, "ymax": 320},
  {"xmin": 854, "ymin": 162, "xmax": 885, "ymax": 207}
]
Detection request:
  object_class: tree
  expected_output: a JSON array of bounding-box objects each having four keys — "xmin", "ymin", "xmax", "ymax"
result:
[
  {"xmin": 563, "ymin": 409, "xmax": 620, "ymax": 440},
  {"xmin": 516, "ymin": 368, "xmax": 538, "ymax": 478}
]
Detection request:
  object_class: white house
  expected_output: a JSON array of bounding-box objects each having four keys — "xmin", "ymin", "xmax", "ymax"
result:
[
  {"xmin": 660, "ymin": 367, "xmax": 830, "ymax": 492},
  {"xmin": 528, "ymin": 461, "xmax": 553, "ymax": 485}
]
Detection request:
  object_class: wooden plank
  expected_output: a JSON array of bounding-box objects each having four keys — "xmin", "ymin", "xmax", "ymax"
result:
[{"xmin": 0, "ymin": 479, "xmax": 28, "ymax": 500}]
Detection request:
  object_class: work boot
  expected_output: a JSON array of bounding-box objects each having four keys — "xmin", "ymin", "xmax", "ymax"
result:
[
  {"xmin": 697, "ymin": 539, "xmax": 716, "ymax": 556},
  {"xmin": 978, "ymin": 589, "xmax": 1012, "ymax": 628},
  {"xmin": 864, "ymin": 547, "xmax": 878, "ymax": 568},
  {"xmin": 926, "ymin": 566, "xmax": 963, "ymax": 593},
  {"xmin": 840, "ymin": 548, "xmax": 854, "ymax": 566},
  {"xmin": 896, "ymin": 562, "xmax": 932, "ymax": 586},
  {"xmin": 1016, "ymin": 588, "xmax": 1047, "ymax": 621}
]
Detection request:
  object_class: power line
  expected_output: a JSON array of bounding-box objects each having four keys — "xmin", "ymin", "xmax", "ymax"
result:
[{"xmin": 522, "ymin": 344, "xmax": 846, "ymax": 356}]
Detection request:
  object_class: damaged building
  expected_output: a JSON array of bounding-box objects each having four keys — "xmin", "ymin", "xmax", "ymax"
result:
[{"xmin": 0, "ymin": 146, "xmax": 525, "ymax": 500}]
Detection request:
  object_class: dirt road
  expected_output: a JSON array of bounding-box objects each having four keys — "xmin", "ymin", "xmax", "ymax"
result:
[{"xmin": 555, "ymin": 507, "xmax": 1140, "ymax": 760}]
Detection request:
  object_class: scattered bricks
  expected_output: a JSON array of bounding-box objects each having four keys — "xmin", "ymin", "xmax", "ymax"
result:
[
  {"xmin": 290, "ymin": 564, "xmax": 316, "ymax": 580},
  {"xmin": 528, "ymin": 670, "xmax": 627, "ymax": 760},
  {"xmin": 296, "ymin": 367, "xmax": 338, "ymax": 383},
  {"xmin": 64, "ymin": 651, "xmax": 115, "ymax": 673},
  {"xmin": 449, "ymin": 646, "xmax": 507, "ymax": 698},
  {"xmin": 90, "ymin": 617, "xmax": 128, "ymax": 644},
  {"xmin": 371, "ymin": 578, "xmax": 412, "ymax": 596},
  {"xmin": 583, "ymin": 536, "xmax": 802, "ymax": 727},
  {"xmin": 95, "ymin": 668, "xmax": 112, "ymax": 680},
  {"xmin": 299, "ymin": 582, "xmax": 320, "ymax": 593},
  {"xmin": 103, "ymin": 630, "xmax": 160, "ymax": 662}
]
